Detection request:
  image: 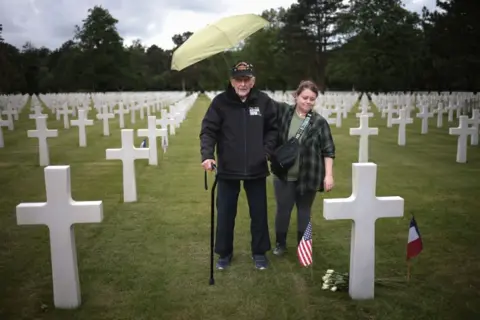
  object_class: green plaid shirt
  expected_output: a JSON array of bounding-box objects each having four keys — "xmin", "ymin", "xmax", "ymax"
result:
[{"xmin": 274, "ymin": 102, "xmax": 336, "ymax": 194}]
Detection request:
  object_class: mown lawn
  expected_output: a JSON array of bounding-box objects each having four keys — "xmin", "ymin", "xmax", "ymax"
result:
[{"xmin": 0, "ymin": 94, "xmax": 479, "ymax": 320}]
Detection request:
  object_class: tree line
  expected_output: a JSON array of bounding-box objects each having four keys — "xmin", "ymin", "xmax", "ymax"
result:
[{"xmin": 0, "ymin": 0, "xmax": 478, "ymax": 94}]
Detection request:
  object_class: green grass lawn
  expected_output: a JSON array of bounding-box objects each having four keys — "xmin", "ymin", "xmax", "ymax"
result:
[{"xmin": 1, "ymin": 94, "xmax": 479, "ymax": 320}]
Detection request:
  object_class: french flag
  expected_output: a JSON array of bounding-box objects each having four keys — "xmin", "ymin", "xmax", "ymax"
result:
[{"xmin": 407, "ymin": 216, "xmax": 423, "ymax": 260}]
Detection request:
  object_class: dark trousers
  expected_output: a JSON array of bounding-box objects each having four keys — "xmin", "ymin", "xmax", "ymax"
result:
[
  {"xmin": 215, "ymin": 177, "xmax": 271, "ymax": 257},
  {"xmin": 273, "ymin": 177, "xmax": 317, "ymax": 246}
]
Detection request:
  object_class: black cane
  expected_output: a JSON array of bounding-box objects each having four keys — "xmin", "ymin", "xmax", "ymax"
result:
[{"xmin": 204, "ymin": 163, "xmax": 218, "ymax": 285}]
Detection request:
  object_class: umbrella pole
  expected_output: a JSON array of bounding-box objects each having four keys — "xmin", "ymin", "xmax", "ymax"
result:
[{"xmin": 207, "ymin": 57, "xmax": 228, "ymax": 87}]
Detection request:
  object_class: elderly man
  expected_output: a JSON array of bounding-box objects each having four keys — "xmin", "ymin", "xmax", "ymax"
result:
[{"xmin": 200, "ymin": 61, "xmax": 278, "ymax": 270}]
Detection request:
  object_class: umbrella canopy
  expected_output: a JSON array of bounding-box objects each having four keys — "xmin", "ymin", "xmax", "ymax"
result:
[{"xmin": 170, "ymin": 14, "xmax": 269, "ymax": 71}]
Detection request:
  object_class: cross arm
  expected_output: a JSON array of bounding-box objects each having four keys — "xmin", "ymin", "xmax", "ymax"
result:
[
  {"xmin": 16, "ymin": 203, "xmax": 48, "ymax": 225},
  {"xmin": 70, "ymin": 200, "xmax": 103, "ymax": 224},
  {"xmin": 323, "ymin": 196, "xmax": 357, "ymax": 220},
  {"xmin": 106, "ymin": 149, "xmax": 123, "ymax": 160},
  {"xmin": 373, "ymin": 196, "xmax": 404, "ymax": 218}
]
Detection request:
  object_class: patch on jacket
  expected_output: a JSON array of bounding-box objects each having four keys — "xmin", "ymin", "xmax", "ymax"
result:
[{"xmin": 249, "ymin": 107, "xmax": 261, "ymax": 116}]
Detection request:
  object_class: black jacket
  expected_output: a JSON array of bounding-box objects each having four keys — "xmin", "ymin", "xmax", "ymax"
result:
[{"xmin": 200, "ymin": 84, "xmax": 278, "ymax": 180}]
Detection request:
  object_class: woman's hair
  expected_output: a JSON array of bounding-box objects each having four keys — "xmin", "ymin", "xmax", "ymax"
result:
[{"xmin": 295, "ymin": 80, "xmax": 319, "ymax": 97}]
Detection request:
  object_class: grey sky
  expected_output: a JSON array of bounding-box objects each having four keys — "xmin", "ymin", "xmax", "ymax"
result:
[{"xmin": 0, "ymin": 0, "xmax": 438, "ymax": 50}]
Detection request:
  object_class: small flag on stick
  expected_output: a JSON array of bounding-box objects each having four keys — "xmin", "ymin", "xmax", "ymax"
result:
[
  {"xmin": 406, "ymin": 216, "xmax": 423, "ymax": 280},
  {"xmin": 297, "ymin": 221, "xmax": 313, "ymax": 267}
]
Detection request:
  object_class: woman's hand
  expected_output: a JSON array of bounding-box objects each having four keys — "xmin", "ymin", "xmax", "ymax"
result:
[{"xmin": 324, "ymin": 175, "xmax": 334, "ymax": 192}]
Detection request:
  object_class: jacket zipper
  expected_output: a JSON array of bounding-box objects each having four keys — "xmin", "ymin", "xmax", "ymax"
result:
[{"xmin": 244, "ymin": 105, "xmax": 247, "ymax": 175}]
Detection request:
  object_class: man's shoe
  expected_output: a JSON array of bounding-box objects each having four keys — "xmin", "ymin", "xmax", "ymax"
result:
[
  {"xmin": 216, "ymin": 253, "xmax": 233, "ymax": 270},
  {"xmin": 252, "ymin": 254, "xmax": 269, "ymax": 270},
  {"xmin": 273, "ymin": 243, "xmax": 287, "ymax": 256}
]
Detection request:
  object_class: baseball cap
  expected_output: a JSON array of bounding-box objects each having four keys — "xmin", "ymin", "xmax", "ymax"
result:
[{"xmin": 231, "ymin": 61, "xmax": 254, "ymax": 78}]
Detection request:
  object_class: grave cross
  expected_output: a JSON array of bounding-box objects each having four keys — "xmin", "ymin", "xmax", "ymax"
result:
[
  {"xmin": 349, "ymin": 115, "xmax": 378, "ymax": 162},
  {"xmin": 70, "ymin": 109, "xmax": 94, "ymax": 147},
  {"xmin": 106, "ymin": 129, "xmax": 149, "ymax": 202},
  {"xmin": 385, "ymin": 103, "xmax": 396, "ymax": 128},
  {"xmin": 138, "ymin": 116, "xmax": 168, "ymax": 165},
  {"xmin": 96, "ymin": 105, "xmax": 114, "ymax": 136},
  {"xmin": 416, "ymin": 105, "xmax": 433, "ymax": 134},
  {"xmin": 391, "ymin": 109, "xmax": 413, "ymax": 146},
  {"xmin": 27, "ymin": 116, "xmax": 58, "ymax": 166},
  {"xmin": 436, "ymin": 103, "xmax": 446, "ymax": 128},
  {"xmin": 1, "ymin": 107, "xmax": 15, "ymax": 130},
  {"xmin": 447, "ymin": 102, "xmax": 456, "ymax": 122},
  {"xmin": 449, "ymin": 115, "xmax": 476, "ymax": 163},
  {"xmin": 16, "ymin": 166, "xmax": 103, "ymax": 309},
  {"xmin": 334, "ymin": 105, "xmax": 343, "ymax": 128},
  {"xmin": 0, "ymin": 117, "xmax": 10, "ymax": 148},
  {"xmin": 323, "ymin": 163, "xmax": 404, "ymax": 300},
  {"xmin": 114, "ymin": 103, "xmax": 129, "ymax": 128},
  {"xmin": 130, "ymin": 103, "xmax": 137, "ymax": 124},
  {"xmin": 59, "ymin": 104, "xmax": 74, "ymax": 129},
  {"xmin": 467, "ymin": 110, "xmax": 479, "ymax": 146},
  {"xmin": 355, "ymin": 102, "xmax": 373, "ymax": 118},
  {"xmin": 29, "ymin": 105, "xmax": 47, "ymax": 120}
]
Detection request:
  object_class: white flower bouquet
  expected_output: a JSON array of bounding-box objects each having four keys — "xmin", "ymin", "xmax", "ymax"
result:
[
  {"xmin": 321, "ymin": 268, "xmax": 406, "ymax": 292},
  {"xmin": 321, "ymin": 269, "xmax": 349, "ymax": 292}
]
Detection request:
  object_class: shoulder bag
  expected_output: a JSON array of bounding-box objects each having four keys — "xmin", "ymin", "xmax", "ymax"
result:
[{"xmin": 271, "ymin": 111, "xmax": 312, "ymax": 173}]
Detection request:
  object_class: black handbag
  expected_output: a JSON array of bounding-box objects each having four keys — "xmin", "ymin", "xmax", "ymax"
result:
[{"xmin": 271, "ymin": 111, "xmax": 312, "ymax": 173}]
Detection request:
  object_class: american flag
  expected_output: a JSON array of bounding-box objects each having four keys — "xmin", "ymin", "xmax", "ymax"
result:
[{"xmin": 297, "ymin": 221, "xmax": 313, "ymax": 267}]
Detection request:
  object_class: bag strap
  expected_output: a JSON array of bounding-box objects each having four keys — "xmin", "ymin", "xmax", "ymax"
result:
[{"xmin": 294, "ymin": 111, "xmax": 313, "ymax": 140}]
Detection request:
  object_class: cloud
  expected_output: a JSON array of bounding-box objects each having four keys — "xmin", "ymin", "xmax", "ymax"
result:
[
  {"xmin": 0, "ymin": 0, "xmax": 439, "ymax": 51},
  {"xmin": 403, "ymin": 0, "xmax": 437, "ymax": 13},
  {"xmin": 0, "ymin": 0, "xmax": 226, "ymax": 50}
]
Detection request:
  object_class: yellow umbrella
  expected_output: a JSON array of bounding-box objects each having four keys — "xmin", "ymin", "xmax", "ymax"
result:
[{"xmin": 170, "ymin": 14, "xmax": 269, "ymax": 71}]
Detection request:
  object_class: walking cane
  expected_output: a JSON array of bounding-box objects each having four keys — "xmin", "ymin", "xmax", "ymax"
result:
[{"xmin": 204, "ymin": 163, "xmax": 218, "ymax": 285}]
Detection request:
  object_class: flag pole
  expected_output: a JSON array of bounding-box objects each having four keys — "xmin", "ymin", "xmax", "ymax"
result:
[
  {"xmin": 406, "ymin": 259, "xmax": 411, "ymax": 282},
  {"xmin": 310, "ymin": 215, "xmax": 314, "ymax": 283}
]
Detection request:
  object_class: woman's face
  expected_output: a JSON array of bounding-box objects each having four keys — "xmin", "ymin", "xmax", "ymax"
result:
[{"xmin": 296, "ymin": 88, "xmax": 317, "ymax": 113}]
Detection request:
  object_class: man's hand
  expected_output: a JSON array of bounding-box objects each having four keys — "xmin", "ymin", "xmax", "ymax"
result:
[{"xmin": 202, "ymin": 159, "xmax": 216, "ymax": 171}]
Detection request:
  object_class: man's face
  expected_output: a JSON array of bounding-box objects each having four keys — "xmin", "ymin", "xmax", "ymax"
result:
[{"xmin": 230, "ymin": 76, "xmax": 255, "ymax": 99}]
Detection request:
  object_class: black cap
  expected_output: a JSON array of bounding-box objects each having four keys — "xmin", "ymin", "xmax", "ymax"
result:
[{"xmin": 231, "ymin": 61, "xmax": 254, "ymax": 78}]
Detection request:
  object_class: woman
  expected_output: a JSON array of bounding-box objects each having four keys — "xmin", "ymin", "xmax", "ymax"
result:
[{"xmin": 270, "ymin": 80, "xmax": 336, "ymax": 256}]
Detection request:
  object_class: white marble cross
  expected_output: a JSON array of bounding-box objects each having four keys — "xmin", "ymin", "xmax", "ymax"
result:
[
  {"xmin": 0, "ymin": 117, "xmax": 10, "ymax": 148},
  {"xmin": 114, "ymin": 103, "xmax": 129, "ymax": 128},
  {"xmin": 137, "ymin": 116, "xmax": 167, "ymax": 165},
  {"xmin": 106, "ymin": 129, "xmax": 149, "ymax": 202},
  {"xmin": 27, "ymin": 116, "xmax": 59, "ymax": 166},
  {"xmin": 16, "ymin": 165, "xmax": 103, "ymax": 309},
  {"xmin": 385, "ymin": 103, "xmax": 396, "ymax": 128},
  {"xmin": 447, "ymin": 102, "xmax": 456, "ymax": 122},
  {"xmin": 334, "ymin": 105, "xmax": 343, "ymax": 128},
  {"xmin": 467, "ymin": 109, "xmax": 479, "ymax": 146},
  {"xmin": 155, "ymin": 116, "xmax": 170, "ymax": 152},
  {"xmin": 323, "ymin": 163, "xmax": 404, "ymax": 300},
  {"xmin": 356, "ymin": 102, "xmax": 373, "ymax": 118},
  {"xmin": 29, "ymin": 105, "xmax": 47, "ymax": 120},
  {"xmin": 416, "ymin": 105, "xmax": 433, "ymax": 134},
  {"xmin": 96, "ymin": 105, "xmax": 114, "ymax": 136},
  {"xmin": 449, "ymin": 116, "xmax": 476, "ymax": 163},
  {"xmin": 70, "ymin": 110, "xmax": 94, "ymax": 147},
  {"xmin": 130, "ymin": 104, "xmax": 137, "ymax": 124},
  {"xmin": 59, "ymin": 105, "xmax": 74, "ymax": 129},
  {"xmin": 1, "ymin": 107, "xmax": 15, "ymax": 130},
  {"xmin": 436, "ymin": 102, "xmax": 446, "ymax": 128},
  {"xmin": 349, "ymin": 115, "xmax": 378, "ymax": 162},
  {"xmin": 391, "ymin": 109, "xmax": 413, "ymax": 146}
]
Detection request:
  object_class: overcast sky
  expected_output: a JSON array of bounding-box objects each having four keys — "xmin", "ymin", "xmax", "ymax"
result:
[{"xmin": 1, "ymin": 0, "xmax": 437, "ymax": 51}]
